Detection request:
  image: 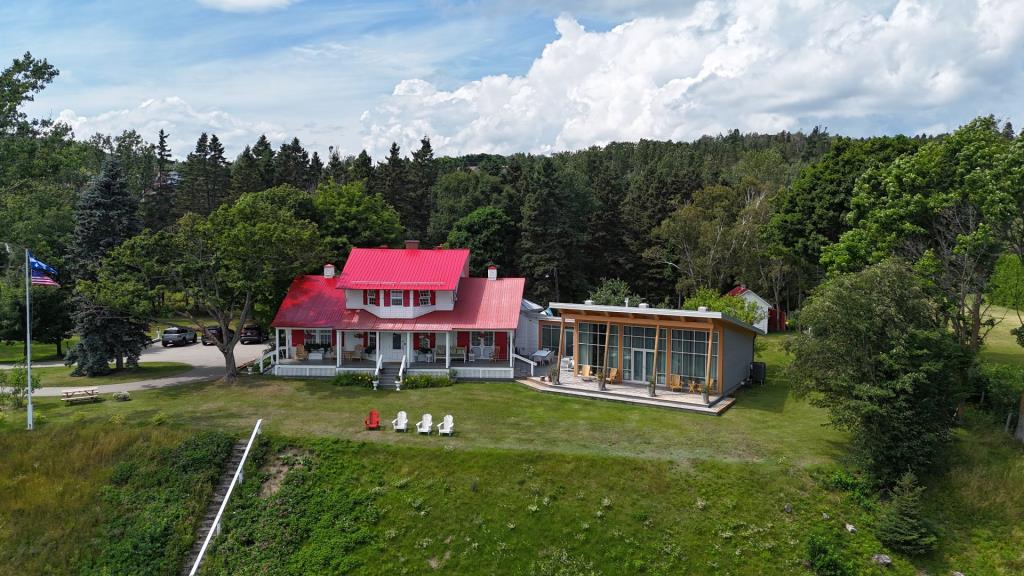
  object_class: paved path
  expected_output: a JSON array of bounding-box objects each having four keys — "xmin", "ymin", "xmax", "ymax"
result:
[{"xmin": 27, "ymin": 341, "xmax": 268, "ymax": 397}]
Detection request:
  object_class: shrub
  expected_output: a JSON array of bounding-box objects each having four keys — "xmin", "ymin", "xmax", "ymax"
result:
[
  {"xmin": 331, "ymin": 372, "xmax": 374, "ymax": 387},
  {"xmin": 401, "ymin": 374, "xmax": 452, "ymax": 389},
  {"xmin": 875, "ymin": 471, "xmax": 937, "ymax": 554},
  {"xmin": 113, "ymin": 391, "xmax": 132, "ymax": 402},
  {"xmin": 149, "ymin": 411, "xmax": 168, "ymax": 425},
  {"xmin": 0, "ymin": 366, "xmax": 39, "ymax": 409},
  {"xmin": 806, "ymin": 533, "xmax": 850, "ymax": 576}
]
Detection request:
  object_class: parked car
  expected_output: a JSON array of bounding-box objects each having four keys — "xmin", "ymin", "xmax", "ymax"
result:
[
  {"xmin": 161, "ymin": 326, "xmax": 196, "ymax": 347},
  {"xmin": 202, "ymin": 326, "xmax": 236, "ymax": 346},
  {"xmin": 240, "ymin": 324, "xmax": 265, "ymax": 345}
]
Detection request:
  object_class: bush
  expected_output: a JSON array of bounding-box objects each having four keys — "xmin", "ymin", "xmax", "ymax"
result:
[
  {"xmin": 113, "ymin": 391, "xmax": 132, "ymax": 402},
  {"xmin": 875, "ymin": 471, "xmax": 937, "ymax": 554},
  {"xmin": 0, "ymin": 366, "xmax": 40, "ymax": 409},
  {"xmin": 401, "ymin": 374, "xmax": 453, "ymax": 389},
  {"xmin": 331, "ymin": 372, "xmax": 374, "ymax": 387},
  {"xmin": 806, "ymin": 532, "xmax": 850, "ymax": 576}
]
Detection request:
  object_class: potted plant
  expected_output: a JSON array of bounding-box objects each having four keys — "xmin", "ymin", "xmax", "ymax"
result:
[
  {"xmin": 647, "ymin": 372, "xmax": 657, "ymax": 397},
  {"xmin": 548, "ymin": 361, "xmax": 560, "ymax": 385},
  {"xmin": 597, "ymin": 367, "xmax": 606, "ymax": 391}
]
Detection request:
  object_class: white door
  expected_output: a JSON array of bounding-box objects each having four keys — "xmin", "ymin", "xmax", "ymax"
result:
[{"xmin": 383, "ymin": 332, "xmax": 405, "ymax": 362}]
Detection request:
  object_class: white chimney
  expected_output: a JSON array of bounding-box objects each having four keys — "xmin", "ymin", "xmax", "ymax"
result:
[
  {"xmin": 697, "ymin": 305, "xmax": 708, "ymax": 312},
  {"xmin": 323, "ymin": 263, "xmax": 335, "ymax": 278},
  {"xmin": 638, "ymin": 302, "xmax": 650, "ymax": 309},
  {"xmin": 584, "ymin": 299, "xmax": 594, "ymax": 305},
  {"xmin": 487, "ymin": 265, "xmax": 497, "ymax": 281}
]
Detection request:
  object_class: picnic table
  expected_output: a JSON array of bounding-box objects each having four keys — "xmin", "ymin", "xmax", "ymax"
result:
[{"xmin": 61, "ymin": 387, "xmax": 100, "ymax": 404}]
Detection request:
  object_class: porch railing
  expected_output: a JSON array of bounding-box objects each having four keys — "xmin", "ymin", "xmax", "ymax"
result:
[
  {"xmin": 398, "ymin": 354, "xmax": 407, "ymax": 390},
  {"xmin": 374, "ymin": 353, "xmax": 384, "ymax": 387},
  {"xmin": 512, "ymin": 353, "xmax": 537, "ymax": 376}
]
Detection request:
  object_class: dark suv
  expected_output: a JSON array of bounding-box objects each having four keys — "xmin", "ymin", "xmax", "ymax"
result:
[
  {"xmin": 240, "ymin": 324, "xmax": 265, "ymax": 345},
  {"xmin": 161, "ymin": 326, "xmax": 197, "ymax": 347},
  {"xmin": 201, "ymin": 326, "xmax": 236, "ymax": 346}
]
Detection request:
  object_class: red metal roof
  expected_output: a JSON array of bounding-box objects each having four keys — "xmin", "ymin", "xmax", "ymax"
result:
[
  {"xmin": 271, "ymin": 275, "xmax": 348, "ymax": 328},
  {"xmin": 336, "ymin": 247, "xmax": 469, "ymax": 291},
  {"xmin": 272, "ymin": 276, "xmax": 525, "ymax": 331},
  {"xmin": 726, "ymin": 285, "xmax": 749, "ymax": 297}
]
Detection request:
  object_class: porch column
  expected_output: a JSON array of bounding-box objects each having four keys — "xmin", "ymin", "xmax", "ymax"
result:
[
  {"xmin": 601, "ymin": 321, "xmax": 610, "ymax": 385},
  {"xmin": 406, "ymin": 331, "xmax": 413, "ymax": 362},
  {"xmin": 573, "ymin": 320, "xmax": 580, "ymax": 377},
  {"xmin": 446, "ymin": 332, "xmax": 451, "ymax": 368},
  {"xmin": 703, "ymin": 327, "xmax": 713, "ymax": 405},
  {"xmin": 336, "ymin": 330, "xmax": 342, "ymax": 368},
  {"xmin": 557, "ymin": 316, "xmax": 566, "ymax": 384},
  {"xmin": 509, "ymin": 330, "xmax": 514, "ymax": 367},
  {"xmin": 285, "ymin": 328, "xmax": 292, "ymax": 359},
  {"xmin": 274, "ymin": 327, "xmax": 281, "ymax": 362}
]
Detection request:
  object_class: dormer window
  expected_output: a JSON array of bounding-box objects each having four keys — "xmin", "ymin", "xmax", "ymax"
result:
[
  {"xmin": 418, "ymin": 290, "xmax": 431, "ymax": 306},
  {"xmin": 390, "ymin": 290, "xmax": 404, "ymax": 306},
  {"xmin": 367, "ymin": 290, "xmax": 378, "ymax": 306}
]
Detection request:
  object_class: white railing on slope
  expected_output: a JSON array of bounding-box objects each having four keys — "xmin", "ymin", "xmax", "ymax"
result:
[
  {"xmin": 374, "ymin": 353, "xmax": 384, "ymax": 380},
  {"xmin": 398, "ymin": 354, "xmax": 407, "ymax": 390},
  {"xmin": 512, "ymin": 353, "xmax": 537, "ymax": 376},
  {"xmin": 188, "ymin": 418, "xmax": 263, "ymax": 576}
]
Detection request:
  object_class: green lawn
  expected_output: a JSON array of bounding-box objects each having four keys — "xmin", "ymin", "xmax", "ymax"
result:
[
  {"xmin": 981, "ymin": 305, "xmax": 1024, "ymax": 367},
  {"xmin": 0, "ymin": 337, "xmax": 77, "ymax": 364},
  {"xmin": 26, "ymin": 362, "xmax": 192, "ymax": 389},
  {"xmin": 1, "ymin": 334, "xmax": 1021, "ymax": 575}
]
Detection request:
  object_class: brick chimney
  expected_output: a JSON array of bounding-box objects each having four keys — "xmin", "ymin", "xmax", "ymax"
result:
[
  {"xmin": 323, "ymin": 263, "xmax": 335, "ymax": 278},
  {"xmin": 405, "ymin": 240, "xmax": 420, "ymax": 250},
  {"xmin": 487, "ymin": 265, "xmax": 497, "ymax": 281}
]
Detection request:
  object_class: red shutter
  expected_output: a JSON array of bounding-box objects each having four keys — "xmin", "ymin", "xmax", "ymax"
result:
[
  {"xmin": 457, "ymin": 332, "xmax": 470, "ymax": 348},
  {"xmin": 361, "ymin": 332, "xmax": 368, "ymax": 346},
  {"xmin": 292, "ymin": 329, "xmax": 305, "ymax": 345},
  {"xmin": 403, "ymin": 290, "xmax": 410, "ymax": 306},
  {"xmin": 428, "ymin": 333, "xmax": 436, "ymax": 347},
  {"xmin": 363, "ymin": 290, "xmax": 368, "ymax": 305},
  {"xmin": 430, "ymin": 291, "xmax": 436, "ymax": 305},
  {"xmin": 413, "ymin": 290, "xmax": 420, "ymax": 306},
  {"xmin": 383, "ymin": 290, "xmax": 390, "ymax": 306},
  {"xmin": 331, "ymin": 331, "xmax": 337, "ymax": 346}
]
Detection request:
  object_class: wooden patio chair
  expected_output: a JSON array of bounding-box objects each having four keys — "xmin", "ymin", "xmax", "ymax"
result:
[
  {"xmin": 607, "ymin": 368, "xmax": 621, "ymax": 383},
  {"xmin": 667, "ymin": 374, "xmax": 683, "ymax": 392},
  {"xmin": 295, "ymin": 345, "xmax": 308, "ymax": 361},
  {"xmin": 580, "ymin": 365, "xmax": 594, "ymax": 381},
  {"xmin": 686, "ymin": 378, "xmax": 699, "ymax": 394}
]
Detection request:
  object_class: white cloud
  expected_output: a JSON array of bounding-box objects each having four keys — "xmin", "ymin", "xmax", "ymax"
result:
[
  {"xmin": 197, "ymin": 0, "xmax": 296, "ymax": 12},
  {"xmin": 361, "ymin": 0, "xmax": 1024, "ymax": 156},
  {"xmin": 57, "ymin": 97, "xmax": 288, "ymax": 159}
]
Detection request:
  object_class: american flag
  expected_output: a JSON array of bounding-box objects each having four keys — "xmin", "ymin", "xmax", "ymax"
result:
[{"xmin": 31, "ymin": 270, "xmax": 60, "ymax": 287}]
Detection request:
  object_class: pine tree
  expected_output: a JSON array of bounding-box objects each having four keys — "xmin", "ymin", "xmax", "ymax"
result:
[
  {"xmin": 374, "ymin": 143, "xmax": 407, "ymax": 220},
  {"xmin": 350, "ymin": 149, "xmax": 373, "ymax": 182},
  {"xmin": 69, "ymin": 158, "xmax": 149, "ymax": 375},
  {"xmin": 252, "ymin": 134, "xmax": 276, "ymax": 188},
  {"xmin": 230, "ymin": 145, "xmax": 263, "ymax": 198},
  {"xmin": 406, "ymin": 137, "xmax": 437, "ymax": 240},
  {"xmin": 875, "ymin": 471, "xmax": 938, "ymax": 554},
  {"xmin": 273, "ymin": 137, "xmax": 310, "ymax": 189},
  {"xmin": 206, "ymin": 134, "xmax": 230, "ymax": 210},
  {"xmin": 179, "ymin": 132, "xmax": 210, "ymax": 215},
  {"xmin": 308, "ymin": 150, "xmax": 324, "ymax": 191},
  {"xmin": 140, "ymin": 129, "xmax": 177, "ymax": 229},
  {"xmin": 323, "ymin": 148, "xmax": 348, "ymax": 183}
]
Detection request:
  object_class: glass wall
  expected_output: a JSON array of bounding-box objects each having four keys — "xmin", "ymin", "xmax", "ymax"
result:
[
  {"xmin": 670, "ymin": 329, "xmax": 718, "ymax": 381},
  {"xmin": 621, "ymin": 326, "xmax": 665, "ymax": 383},
  {"xmin": 540, "ymin": 324, "xmax": 574, "ymax": 357},
  {"xmin": 576, "ymin": 323, "xmax": 618, "ymax": 369}
]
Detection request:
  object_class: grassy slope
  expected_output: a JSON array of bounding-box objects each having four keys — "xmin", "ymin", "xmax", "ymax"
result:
[
  {"xmin": 26, "ymin": 362, "xmax": 192, "ymax": 388},
  {"xmin": 0, "ymin": 337, "xmax": 78, "ymax": 364},
  {"xmin": 1, "ymin": 334, "xmax": 1021, "ymax": 574}
]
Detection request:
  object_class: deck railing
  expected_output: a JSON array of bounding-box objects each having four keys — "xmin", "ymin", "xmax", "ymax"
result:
[
  {"xmin": 398, "ymin": 354, "xmax": 407, "ymax": 390},
  {"xmin": 512, "ymin": 353, "xmax": 537, "ymax": 376},
  {"xmin": 187, "ymin": 418, "xmax": 262, "ymax": 576}
]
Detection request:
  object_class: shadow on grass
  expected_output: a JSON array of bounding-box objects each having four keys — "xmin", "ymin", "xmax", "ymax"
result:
[{"xmin": 732, "ymin": 380, "xmax": 789, "ymax": 413}]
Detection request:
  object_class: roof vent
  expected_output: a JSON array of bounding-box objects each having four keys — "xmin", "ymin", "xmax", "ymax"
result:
[
  {"xmin": 323, "ymin": 263, "xmax": 336, "ymax": 278},
  {"xmin": 638, "ymin": 302, "xmax": 650, "ymax": 309},
  {"xmin": 584, "ymin": 299, "xmax": 594, "ymax": 305},
  {"xmin": 487, "ymin": 265, "xmax": 497, "ymax": 281},
  {"xmin": 405, "ymin": 240, "xmax": 420, "ymax": 250},
  {"xmin": 697, "ymin": 305, "xmax": 708, "ymax": 312}
]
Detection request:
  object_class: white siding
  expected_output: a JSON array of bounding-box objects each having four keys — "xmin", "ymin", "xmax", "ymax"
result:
[
  {"xmin": 721, "ymin": 327, "xmax": 755, "ymax": 396},
  {"xmin": 344, "ymin": 288, "xmax": 456, "ymax": 318}
]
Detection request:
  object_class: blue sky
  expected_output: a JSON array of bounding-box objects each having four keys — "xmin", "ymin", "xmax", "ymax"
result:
[{"xmin": 3, "ymin": 0, "xmax": 1023, "ymax": 159}]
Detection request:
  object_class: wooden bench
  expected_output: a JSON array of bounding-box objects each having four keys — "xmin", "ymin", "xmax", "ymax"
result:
[{"xmin": 62, "ymin": 387, "xmax": 100, "ymax": 404}]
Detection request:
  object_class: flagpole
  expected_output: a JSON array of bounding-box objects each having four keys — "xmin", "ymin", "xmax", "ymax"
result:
[{"xmin": 25, "ymin": 248, "xmax": 33, "ymax": 431}]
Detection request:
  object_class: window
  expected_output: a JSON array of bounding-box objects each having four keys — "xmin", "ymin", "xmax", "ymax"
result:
[
  {"xmin": 670, "ymin": 329, "xmax": 719, "ymax": 380},
  {"xmin": 367, "ymin": 290, "xmax": 378, "ymax": 305},
  {"xmin": 418, "ymin": 290, "xmax": 431, "ymax": 306},
  {"xmin": 392, "ymin": 333, "xmax": 403, "ymax": 349},
  {"xmin": 541, "ymin": 324, "xmax": 561, "ymax": 350},
  {"xmin": 576, "ymin": 322, "xmax": 618, "ymax": 369},
  {"xmin": 304, "ymin": 329, "xmax": 332, "ymax": 347},
  {"xmin": 390, "ymin": 290, "xmax": 404, "ymax": 306},
  {"xmin": 471, "ymin": 331, "xmax": 494, "ymax": 347}
]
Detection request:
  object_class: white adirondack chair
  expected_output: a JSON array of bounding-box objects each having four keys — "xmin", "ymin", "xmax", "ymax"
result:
[
  {"xmin": 416, "ymin": 413, "xmax": 433, "ymax": 434},
  {"xmin": 437, "ymin": 414, "xmax": 454, "ymax": 436},
  {"xmin": 392, "ymin": 410, "xmax": 408, "ymax": 432}
]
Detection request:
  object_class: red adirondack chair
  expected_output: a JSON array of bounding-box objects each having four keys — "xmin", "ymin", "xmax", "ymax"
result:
[{"xmin": 364, "ymin": 409, "xmax": 381, "ymax": 430}]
